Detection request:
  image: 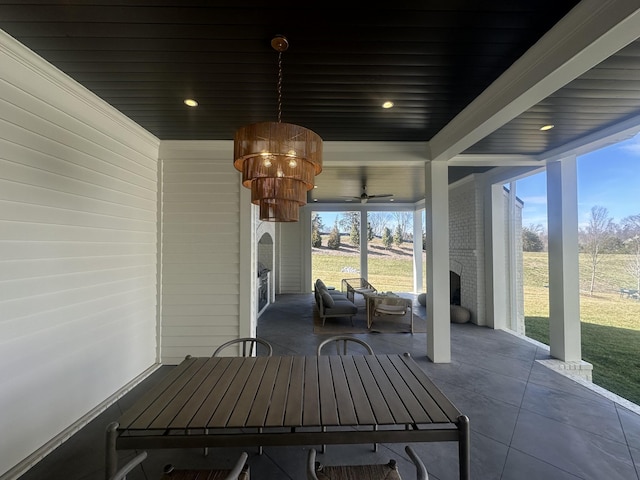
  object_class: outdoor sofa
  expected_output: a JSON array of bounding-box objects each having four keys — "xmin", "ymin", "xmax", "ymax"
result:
[{"xmin": 314, "ymin": 278, "xmax": 358, "ymax": 326}]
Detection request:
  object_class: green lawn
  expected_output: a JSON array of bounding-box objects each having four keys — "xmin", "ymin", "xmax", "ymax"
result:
[
  {"xmin": 312, "ymin": 236, "xmax": 421, "ymax": 292},
  {"xmin": 524, "ymin": 252, "xmax": 640, "ymax": 406},
  {"xmin": 313, "ymin": 243, "xmax": 640, "ymax": 406}
]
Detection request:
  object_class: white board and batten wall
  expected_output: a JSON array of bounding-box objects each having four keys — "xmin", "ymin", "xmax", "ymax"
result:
[{"xmin": 0, "ymin": 31, "xmax": 159, "ymax": 478}]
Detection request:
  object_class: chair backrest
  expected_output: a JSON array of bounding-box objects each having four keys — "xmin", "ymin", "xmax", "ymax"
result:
[
  {"xmin": 162, "ymin": 452, "xmax": 250, "ymax": 480},
  {"xmin": 110, "ymin": 451, "xmax": 147, "ymax": 480},
  {"xmin": 373, "ymin": 296, "xmax": 410, "ymax": 315},
  {"xmin": 405, "ymin": 445, "xmax": 429, "ymax": 480},
  {"xmin": 306, "ymin": 446, "xmax": 428, "ymax": 480},
  {"xmin": 317, "ymin": 336, "xmax": 374, "ymax": 356},
  {"xmin": 213, "ymin": 337, "xmax": 273, "ymax": 357}
]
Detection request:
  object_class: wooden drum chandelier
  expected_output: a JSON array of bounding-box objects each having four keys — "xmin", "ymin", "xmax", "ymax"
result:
[{"xmin": 233, "ymin": 35, "xmax": 323, "ymax": 222}]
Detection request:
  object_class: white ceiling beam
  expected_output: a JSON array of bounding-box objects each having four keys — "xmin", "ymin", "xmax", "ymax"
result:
[
  {"xmin": 448, "ymin": 154, "xmax": 540, "ymax": 167},
  {"xmin": 427, "ymin": 0, "xmax": 640, "ymax": 163}
]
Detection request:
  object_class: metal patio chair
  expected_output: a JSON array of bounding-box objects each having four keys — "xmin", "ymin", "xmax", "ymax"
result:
[
  {"xmin": 306, "ymin": 446, "xmax": 428, "ymax": 480},
  {"xmin": 212, "ymin": 337, "xmax": 273, "ymax": 357}
]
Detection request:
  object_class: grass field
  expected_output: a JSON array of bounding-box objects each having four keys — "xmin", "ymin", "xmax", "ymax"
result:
[
  {"xmin": 524, "ymin": 251, "xmax": 640, "ymax": 405},
  {"xmin": 312, "ymin": 239, "xmax": 640, "ymax": 405},
  {"xmin": 312, "ymin": 236, "xmax": 421, "ymax": 292}
]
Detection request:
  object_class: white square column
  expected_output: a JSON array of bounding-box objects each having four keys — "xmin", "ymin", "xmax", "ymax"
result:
[
  {"xmin": 546, "ymin": 157, "xmax": 582, "ymax": 361},
  {"xmin": 485, "ymin": 182, "xmax": 509, "ymax": 330},
  {"xmin": 425, "ymin": 161, "xmax": 451, "ymax": 362},
  {"xmin": 360, "ymin": 210, "xmax": 368, "ymax": 279},
  {"xmin": 413, "ymin": 209, "xmax": 424, "ymax": 293}
]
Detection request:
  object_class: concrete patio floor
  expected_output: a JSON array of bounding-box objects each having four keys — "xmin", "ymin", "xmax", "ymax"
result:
[{"xmin": 15, "ymin": 293, "xmax": 640, "ymax": 480}]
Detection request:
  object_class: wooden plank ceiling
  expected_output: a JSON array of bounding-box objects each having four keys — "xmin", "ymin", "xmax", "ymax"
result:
[{"xmin": 1, "ymin": 1, "xmax": 638, "ymax": 204}]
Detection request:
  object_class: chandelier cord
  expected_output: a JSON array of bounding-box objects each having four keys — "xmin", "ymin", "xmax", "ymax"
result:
[{"xmin": 277, "ymin": 50, "xmax": 283, "ymax": 123}]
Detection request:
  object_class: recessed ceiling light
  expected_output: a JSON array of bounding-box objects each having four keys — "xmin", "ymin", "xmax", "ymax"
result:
[
  {"xmin": 382, "ymin": 101, "xmax": 394, "ymax": 109},
  {"xmin": 540, "ymin": 124, "xmax": 554, "ymax": 131},
  {"xmin": 313, "ymin": 198, "xmax": 318, "ymax": 202},
  {"xmin": 390, "ymin": 198, "xmax": 395, "ymax": 202},
  {"xmin": 345, "ymin": 199, "xmax": 353, "ymax": 202},
  {"xmin": 184, "ymin": 99, "xmax": 198, "ymax": 107}
]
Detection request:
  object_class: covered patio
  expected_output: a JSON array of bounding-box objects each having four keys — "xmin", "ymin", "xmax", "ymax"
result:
[{"xmin": 2, "ymin": 2, "xmax": 640, "ymax": 478}]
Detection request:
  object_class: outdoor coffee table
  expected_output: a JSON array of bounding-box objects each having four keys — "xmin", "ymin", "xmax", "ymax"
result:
[
  {"xmin": 105, "ymin": 353, "xmax": 470, "ymax": 480},
  {"xmin": 341, "ymin": 277, "xmax": 377, "ymax": 303}
]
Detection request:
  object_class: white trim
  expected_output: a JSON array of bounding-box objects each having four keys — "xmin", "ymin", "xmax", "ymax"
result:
[{"xmin": 449, "ymin": 154, "xmax": 541, "ymax": 166}]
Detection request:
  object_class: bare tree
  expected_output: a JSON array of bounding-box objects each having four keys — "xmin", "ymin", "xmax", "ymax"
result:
[
  {"xmin": 622, "ymin": 214, "xmax": 640, "ymax": 291},
  {"xmin": 392, "ymin": 211, "xmax": 413, "ymax": 241},
  {"xmin": 367, "ymin": 212, "xmax": 392, "ymax": 237},
  {"xmin": 581, "ymin": 205, "xmax": 614, "ymax": 296}
]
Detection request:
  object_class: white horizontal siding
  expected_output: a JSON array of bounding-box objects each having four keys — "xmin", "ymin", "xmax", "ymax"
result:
[
  {"xmin": 278, "ymin": 221, "xmax": 305, "ymax": 293},
  {"xmin": 159, "ymin": 142, "xmax": 242, "ymax": 365},
  {"xmin": 0, "ymin": 31, "xmax": 159, "ymax": 478}
]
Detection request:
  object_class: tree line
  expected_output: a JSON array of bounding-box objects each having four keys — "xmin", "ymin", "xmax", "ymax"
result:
[
  {"xmin": 523, "ymin": 206, "xmax": 640, "ymax": 294},
  {"xmin": 312, "ymin": 211, "xmax": 414, "ymax": 250}
]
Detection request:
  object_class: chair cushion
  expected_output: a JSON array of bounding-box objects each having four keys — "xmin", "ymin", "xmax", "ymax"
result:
[
  {"xmin": 328, "ymin": 300, "xmax": 358, "ymax": 315},
  {"xmin": 354, "ymin": 287, "xmax": 376, "ymax": 295},
  {"xmin": 375, "ymin": 304, "xmax": 407, "ymax": 315},
  {"xmin": 316, "ymin": 278, "xmax": 327, "ymax": 290},
  {"xmin": 328, "ymin": 290, "xmax": 348, "ymax": 299}
]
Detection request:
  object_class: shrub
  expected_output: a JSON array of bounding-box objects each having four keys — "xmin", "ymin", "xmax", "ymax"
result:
[
  {"xmin": 311, "ymin": 227, "xmax": 322, "ymax": 248},
  {"xmin": 327, "ymin": 224, "xmax": 341, "ymax": 250},
  {"xmin": 381, "ymin": 227, "xmax": 392, "ymax": 249},
  {"xmin": 393, "ymin": 224, "xmax": 403, "ymax": 247}
]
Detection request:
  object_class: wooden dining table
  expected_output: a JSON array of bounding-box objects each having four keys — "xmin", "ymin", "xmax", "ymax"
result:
[{"xmin": 105, "ymin": 353, "xmax": 470, "ymax": 479}]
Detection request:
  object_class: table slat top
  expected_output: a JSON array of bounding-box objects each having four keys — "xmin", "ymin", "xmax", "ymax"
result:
[{"xmin": 117, "ymin": 354, "xmax": 462, "ymax": 433}]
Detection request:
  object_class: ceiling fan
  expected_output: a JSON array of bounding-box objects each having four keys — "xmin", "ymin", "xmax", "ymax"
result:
[{"xmin": 346, "ymin": 185, "xmax": 394, "ymax": 204}]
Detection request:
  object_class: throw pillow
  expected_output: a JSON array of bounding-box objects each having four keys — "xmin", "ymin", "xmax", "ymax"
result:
[{"xmin": 321, "ymin": 291, "xmax": 335, "ymax": 308}]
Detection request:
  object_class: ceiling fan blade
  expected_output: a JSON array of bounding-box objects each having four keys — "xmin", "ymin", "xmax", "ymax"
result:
[
  {"xmin": 339, "ymin": 186, "xmax": 393, "ymax": 203},
  {"xmin": 368, "ymin": 193, "xmax": 394, "ymax": 199}
]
